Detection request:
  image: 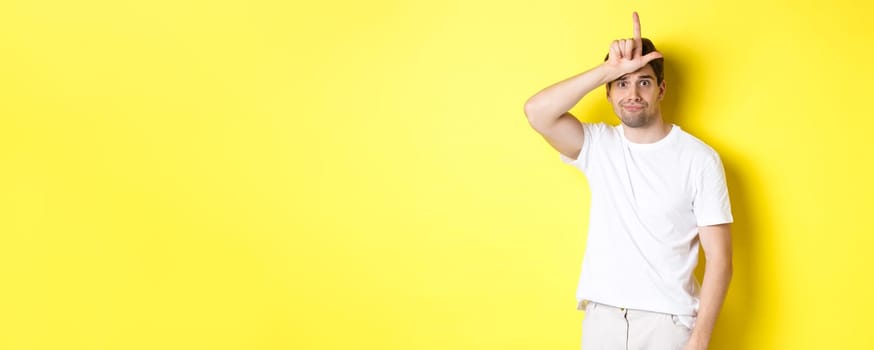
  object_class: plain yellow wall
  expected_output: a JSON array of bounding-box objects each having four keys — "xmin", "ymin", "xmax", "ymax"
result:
[{"xmin": 1, "ymin": 0, "xmax": 872, "ymax": 349}]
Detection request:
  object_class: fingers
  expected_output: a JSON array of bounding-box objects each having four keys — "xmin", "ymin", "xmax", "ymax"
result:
[
  {"xmin": 610, "ymin": 39, "xmax": 638, "ymax": 60},
  {"xmin": 605, "ymin": 12, "xmax": 661, "ymax": 69},
  {"xmin": 610, "ymin": 40, "xmax": 621, "ymax": 59},
  {"xmin": 611, "ymin": 38, "xmax": 660, "ymax": 62},
  {"xmin": 632, "ymin": 11, "xmax": 642, "ymax": 57},
  {"xmin": 622, "ymin": 39, "xmax": 633, "ymax": 58},
  {"xmin": 632, "ymin": 11, "xmax": 641, "ymax": 39},
  {"xmin": 614, "ymin": 39, "xmax": 634, "ymax": 59}
]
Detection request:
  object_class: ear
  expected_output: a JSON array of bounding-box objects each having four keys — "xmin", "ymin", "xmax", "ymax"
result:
[{"xmin": 658, "ymin": 80, "xmax": 666, "ymax": 100}]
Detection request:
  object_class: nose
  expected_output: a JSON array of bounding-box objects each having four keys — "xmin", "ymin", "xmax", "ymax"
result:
[
  {"xmin": 631, "ymin": 84, "xmax": 640, "ymax": 100},
  {"xmin": 629, "ymin": 85, "xmax": 642, "ymax": 101}
]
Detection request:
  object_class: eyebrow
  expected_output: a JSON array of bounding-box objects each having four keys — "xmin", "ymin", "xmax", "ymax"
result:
[{"xmin": 618, "ymin": 74, "xmax": 655, "ymax": 81}]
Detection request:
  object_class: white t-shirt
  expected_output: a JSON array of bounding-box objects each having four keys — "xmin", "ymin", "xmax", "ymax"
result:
[{"xmin": 560, "ymin": 122, "xmax": 733, "ymax": 317}]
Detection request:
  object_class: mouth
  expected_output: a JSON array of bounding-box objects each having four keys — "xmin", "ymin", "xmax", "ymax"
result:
[{"xmin": 622, "ymin": 105, "xmax": 645, "ymax": 111}]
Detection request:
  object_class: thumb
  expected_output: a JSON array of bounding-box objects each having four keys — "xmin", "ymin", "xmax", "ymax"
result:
[{"xmin": 641, "ymin": 50, "xmax": 663, "ymax": 63}]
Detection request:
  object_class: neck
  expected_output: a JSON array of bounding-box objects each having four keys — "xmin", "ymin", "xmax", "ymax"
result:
[{"xmin": 622, "ymin": 117, "xmax": 672, "ymax": 144}]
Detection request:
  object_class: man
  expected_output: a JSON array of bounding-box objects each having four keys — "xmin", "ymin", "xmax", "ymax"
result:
[{"xmin": 523, "ymin": 12, "xmax": 733, "ymax": 350}]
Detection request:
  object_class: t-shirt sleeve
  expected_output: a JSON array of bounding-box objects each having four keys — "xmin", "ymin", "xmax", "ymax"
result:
[
  {"xmin": 693, "ymin": 154, "xmax": 734, "ymax": 226},
  {"xmin": 559, "ymin": 122, "xmax": 605, "ymax": 173}
]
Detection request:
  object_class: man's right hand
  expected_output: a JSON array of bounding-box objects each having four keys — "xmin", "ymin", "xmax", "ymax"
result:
[
  {"xmin": 524, "ymin": 11, "xmax": 662, "ymax": 161},
  {"xmin": 601, "ymin": 12, "xmax": 663, "ymax": 81}
]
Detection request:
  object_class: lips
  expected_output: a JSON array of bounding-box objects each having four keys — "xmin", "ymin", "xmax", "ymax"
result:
[{"xmin": 623, "ymin": 105, "xmax": 644, "ymax": 111}]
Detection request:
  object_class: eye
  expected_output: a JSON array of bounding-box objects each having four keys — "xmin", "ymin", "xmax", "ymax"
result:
[
  {"xmin": 618, "ymin": 81, "xmax": 628, "ymax": 88},
  {"xmin": 640, "ymin": 80, "xmax": 650, "ymax": 87}
]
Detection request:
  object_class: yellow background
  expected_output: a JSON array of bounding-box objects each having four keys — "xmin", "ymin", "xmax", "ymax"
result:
[{"xmin": 0, "ymin": 0, "xmax": 871, "ymax": 349}]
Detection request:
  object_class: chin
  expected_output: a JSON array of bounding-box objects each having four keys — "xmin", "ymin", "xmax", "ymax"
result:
[{"xmin": 621, "ymin": 117, "xmax": 649, "ymax": 128}]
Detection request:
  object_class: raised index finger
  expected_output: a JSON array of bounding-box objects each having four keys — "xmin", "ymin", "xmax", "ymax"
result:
[
  {"xmin": 632, "ymin": 11, "xmax": 641, "ymax": 39},
  {"xmin": 632, "ymin": 12, "xmax": 642, "ymax": 57}
]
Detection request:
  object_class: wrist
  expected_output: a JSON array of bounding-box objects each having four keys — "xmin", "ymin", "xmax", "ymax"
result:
[
  {"xmin": 595, "ymin": 63, "xmax": 621, "ymax": 86},
  {"xmin": 689, "ymin": 331, "xmax": 710, "ymax": 345}
]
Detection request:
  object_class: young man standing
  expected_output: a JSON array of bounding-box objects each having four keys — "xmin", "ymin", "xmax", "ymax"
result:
[{"xmin": 524, "ymin": 12, "xmax": 734, "ymax": 350}]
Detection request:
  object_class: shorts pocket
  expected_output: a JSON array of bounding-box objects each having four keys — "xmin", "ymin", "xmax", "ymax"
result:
[{"xmin": 670, "ymin": 314, "xmax": 695, "ymax": 332}]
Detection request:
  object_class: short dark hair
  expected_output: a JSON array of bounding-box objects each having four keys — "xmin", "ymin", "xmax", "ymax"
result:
[{"xmin": 604, "ymin": 37, "xmax": 664, "ymax": 89}]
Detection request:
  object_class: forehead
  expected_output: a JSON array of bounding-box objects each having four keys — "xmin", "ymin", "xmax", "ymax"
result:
[{"xmin": 617, "ymin": 65, "xmax": 657, "ymax": 80}]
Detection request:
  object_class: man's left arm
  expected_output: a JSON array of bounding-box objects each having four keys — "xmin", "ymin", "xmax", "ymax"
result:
[{"xmin": 684, "ymin": 223, "xmax": 733, "ymax": 350}]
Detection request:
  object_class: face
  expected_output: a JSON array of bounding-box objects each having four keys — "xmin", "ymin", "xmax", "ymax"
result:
[{"xmin": 606, "ymin": 65, "xmax": 665, "ymax": 128}]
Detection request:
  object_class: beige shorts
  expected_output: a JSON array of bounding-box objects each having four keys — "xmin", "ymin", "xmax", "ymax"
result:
[{"xmin": 581, "ymin": 301, "xmax": 694, "ymax": 350}]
